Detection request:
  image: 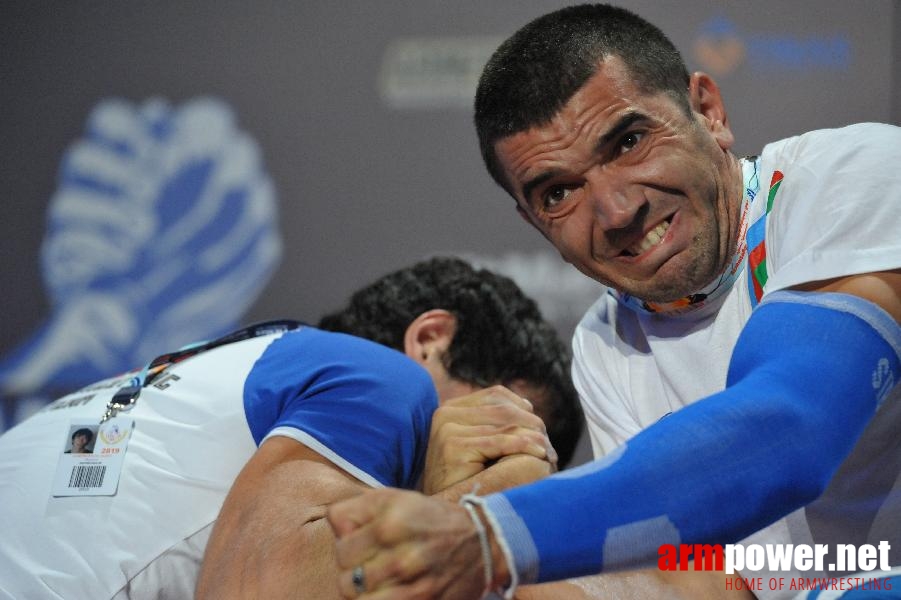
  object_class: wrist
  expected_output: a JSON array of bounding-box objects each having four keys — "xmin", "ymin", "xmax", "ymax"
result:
[
  {"xmin": 486, "ymin": 509, "xmax": 512, "ymax": 593},
  {"xmin": 460, "ymin": 493, "xmax": 517, "ymax": 599}
]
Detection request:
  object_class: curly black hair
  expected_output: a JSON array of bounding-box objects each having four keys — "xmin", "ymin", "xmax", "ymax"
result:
[{"xmin": 318, "ymin": 256, "xmax": 584, "ymax": 468}]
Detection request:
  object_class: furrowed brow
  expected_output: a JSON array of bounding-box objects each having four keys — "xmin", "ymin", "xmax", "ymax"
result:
[
  {"xmin": 521, "ymin": 170, "xmax": 560, "ymax": 208},
  {"xmin": 593, "ymin": 112, "xmax": 647, "ymax": 155},
  {"xmin": 519, "ymin": 112, "xmax": 649, "ymax": 207}
]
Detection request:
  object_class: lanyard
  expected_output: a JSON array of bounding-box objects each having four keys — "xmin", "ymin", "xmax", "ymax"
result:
[{"xmin": 99, "ymin": 319, "xmax": 302, "ymax": 423}]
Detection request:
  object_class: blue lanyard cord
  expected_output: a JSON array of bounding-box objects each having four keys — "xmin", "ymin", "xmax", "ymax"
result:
[{"xmin": 100, "ymin": 319, "xmax": 303, "ymax": 423}]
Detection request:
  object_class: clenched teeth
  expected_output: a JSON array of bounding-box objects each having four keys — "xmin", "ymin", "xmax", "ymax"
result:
[{"xmin": 626, "ymin": 220, "xmax": 670, "ymax": 256}]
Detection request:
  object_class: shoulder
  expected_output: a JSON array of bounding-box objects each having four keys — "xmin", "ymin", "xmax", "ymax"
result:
[
  {"xmin": 756, "ymin": 122, "xmax": 901, "ymax": 218},
  {"xmin": 256, "ymin": 327, "xmax": 433, "ymax": 391},
  {"xmin": 755, "ymin": 123, "xmax": 901, "ymax": 293},
  {"xmin": 761, "ymin": 123, "xmax": 900, "ymax": 169},
  {"xmin": 243, "ymin": 327, "xmax": 437, "ymax": 445},
  {"xmin": 244, "ymin": 328, "xmax": 438, "ymax": 488}
]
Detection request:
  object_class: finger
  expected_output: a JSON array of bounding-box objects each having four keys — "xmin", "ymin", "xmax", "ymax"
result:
[
  {"xmin": 432, "ymin": 403, "xmax": 546, "ymax": 432},
  {"xmin": 348, "ymin": 578, "xmax": 439, "ymax": 600},
  {"xmin": 333, "ymin": 520, "xmax": 384, "ymax": 581},
  {"xmin": 440, "ymin": 385, "xmax": 534, "ymax": 412},
  {"xmin": 337, "ymin": 541, "xmax": 423, "ymax": 598},
  {"xmin": 336, "ymin": 493, "xmax": 462, "ymax": 598},
  {"xmin": 336, "ymin": 561, "xmax": 401, "ymax": 599},
  {"xmin": 446, "ymin": 429, "xmax": 552, "ymax": 461},
  {"xmin": 328, "ymin": 488, "xmax": 405, "ymax": 550},
  {"xmin": 328, "ymin": 490, "xmax": 380, "ymax": 539},
  {"xmin": 332, "ymin": 489, "xmax": 428, "ymax": 569},
  {"xmin": 354, "ymin": 506, "xmax": 488, "ymax": 600},
  {"xmin": 363, "ymin": 566, "xmax": 448, "ymax": 600},
  {"xmin": 425, "ymin": 429, "xmax": 553, "ymax": 491},
  {"xmin": 335, "ymin": 564, "xmax": 363, "ymax": 599}
]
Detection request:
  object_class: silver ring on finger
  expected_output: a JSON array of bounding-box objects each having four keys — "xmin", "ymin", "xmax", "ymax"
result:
[{"xmin": 352, "ymin": 564, "xmax": 366, "ymax": 595}]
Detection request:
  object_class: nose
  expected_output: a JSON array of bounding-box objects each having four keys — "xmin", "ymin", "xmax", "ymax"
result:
[{"xmin": 584, "ymin": 166, "xmax": 646, "ymax": 231}]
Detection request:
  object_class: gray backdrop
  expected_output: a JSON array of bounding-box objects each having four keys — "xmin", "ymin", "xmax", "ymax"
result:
[{"xmin": 1, "ymin": 1, "xmax": 898, "ymax": 443}]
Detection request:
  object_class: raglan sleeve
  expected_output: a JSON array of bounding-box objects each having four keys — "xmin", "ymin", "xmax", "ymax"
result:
[
  {"xmin": 242, "ymin": 327, "xmax": 438, "ymax": 490},
  {"xmin": 762, "ymin": 123, "xmax": 901, "ymax": 295}
]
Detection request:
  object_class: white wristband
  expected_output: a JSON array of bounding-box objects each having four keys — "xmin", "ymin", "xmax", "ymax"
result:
[
  {"xmin": 462, "ymin": 500, "xmax": 493, "ymax": 596},
  {"xmin": 461, "ymin": 493, "xmax": 518, "ymax": 599}
]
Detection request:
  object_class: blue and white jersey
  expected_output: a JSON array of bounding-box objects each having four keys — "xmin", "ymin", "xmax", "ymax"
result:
[{"xmin": 0, "ymin": 326, "xmax": 437, "ymax": 599}]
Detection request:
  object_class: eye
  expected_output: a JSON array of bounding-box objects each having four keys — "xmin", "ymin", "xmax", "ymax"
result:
[
  {"xmin": 618, "ymin": 131, "xmax": 644, "ymax": 155},
  {"xmin": 543, "ymin": 184, "xmax": 573, "ymax": 209}
]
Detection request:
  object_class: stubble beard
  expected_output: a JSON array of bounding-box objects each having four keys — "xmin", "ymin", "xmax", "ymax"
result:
[{"xmin": 627, "ymin": 230, "xmax": 722, "ymax": 303}]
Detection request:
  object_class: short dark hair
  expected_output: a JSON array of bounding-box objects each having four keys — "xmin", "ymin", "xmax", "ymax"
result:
[
  {"xmin": 475, "ymin": 3, "xmax": 691, "ymax": 193},
  {"xmin": 318, "ymin": 256, "xmax": 584, "ymax": 468},
  {"xmin": 72, "ymin": 427, "xmax": 94, "ymax": 442}
]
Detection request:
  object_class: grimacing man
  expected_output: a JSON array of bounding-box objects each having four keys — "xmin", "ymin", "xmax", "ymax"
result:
[{"xmin": 327, "ymin": 5, "xmax": 901, "ymax": 600}]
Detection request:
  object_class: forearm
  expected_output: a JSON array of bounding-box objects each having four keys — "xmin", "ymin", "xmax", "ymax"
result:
[
  {"xmin": 434, "ymin": 454, "xmax": 553, "ymax": 503},
  {"xmin": 482, "ymin": 291, "xmax": 901, "ymax": 583}
]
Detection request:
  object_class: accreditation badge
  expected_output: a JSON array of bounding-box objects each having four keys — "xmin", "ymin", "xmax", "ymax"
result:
[{"xmin": 51, "ymin": 418, "xmax": 135, "ymax": 497}]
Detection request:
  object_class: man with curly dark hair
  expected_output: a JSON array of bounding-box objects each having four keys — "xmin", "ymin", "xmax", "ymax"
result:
[
  {"xmin": 318, "ymin": 257, "xmax": 582, "ymax": 469},
  {"xmin": 0, "ymin": 256, "xmax": 582, "ymax": 600}
]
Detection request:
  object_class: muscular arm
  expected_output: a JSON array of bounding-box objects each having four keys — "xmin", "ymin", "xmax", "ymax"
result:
[
  {"xmin": 197, "ymin": 386, "xmax": 557, "ymax": 599},
  {"xmin": 482, "ymin": 272, "xmax": 901, "ymax": 584},
  {"xmin": 517, "ymin": 274, "xmax": 901, "ymax": 600},
  {"xmin": 196, "ymin": 436, "xmax": 364, "ymax": 599},
  {"xmin": 328, "ymin": 271, "xmax": 901, "ymax": 598}
]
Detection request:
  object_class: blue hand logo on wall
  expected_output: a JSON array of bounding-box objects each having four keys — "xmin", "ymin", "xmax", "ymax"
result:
[{"xmin": 0, "ymin": 97, "xmax": 281, "ymax": 429}]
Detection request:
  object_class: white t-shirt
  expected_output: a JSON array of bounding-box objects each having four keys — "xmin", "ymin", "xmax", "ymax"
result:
[{"xmin": 573, "ymin": 123, "xmax": 901, "ymax": 595}]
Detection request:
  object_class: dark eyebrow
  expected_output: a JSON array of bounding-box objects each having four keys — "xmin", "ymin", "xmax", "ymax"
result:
[
  {"xmin": 521, "ymin": 170, "xmax": 560, "ymax": 208},
  {"xmin": 519, "ymin": 112, "xmax": 649, "ymax": 207},
  {"xmin": 593, "ymin": 111, "xmax": 647, "ymax": 155}
]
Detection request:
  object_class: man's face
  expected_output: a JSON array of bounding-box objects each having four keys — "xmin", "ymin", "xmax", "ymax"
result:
[
  {"xmin": 495, "ymin": 57, "xmax": 742, "ymax": 302},
  {"xmin": 73, "ymin": 433, "xmax": 89, "ymax": 451}
]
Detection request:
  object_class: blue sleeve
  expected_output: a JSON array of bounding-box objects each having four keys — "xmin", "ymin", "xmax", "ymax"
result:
[
  {"xmin": 243, "ymin": 327, "xmax": 438, "ymax": 489},
  {"xmin": 481, "ymin": 291, "xmax": 901, "ymax": 584}
]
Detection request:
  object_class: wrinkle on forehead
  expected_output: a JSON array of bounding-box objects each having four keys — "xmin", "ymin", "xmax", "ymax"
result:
[
  {"xmin": 496, "ymin": 58, "xmax": 674, "ymax": 198},
  {"xmin": 497, "ymin": 106, "xmax": 620, "ymax": 199}
]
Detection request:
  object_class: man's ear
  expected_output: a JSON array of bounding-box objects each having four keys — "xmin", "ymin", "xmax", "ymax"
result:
[
  {"xmin": 403, "ymin": 309, "xmax": 457, "ymax": 365},
  {"xmin": 688, "ymin": 71, "xmax": 734, "ymax": 151}
]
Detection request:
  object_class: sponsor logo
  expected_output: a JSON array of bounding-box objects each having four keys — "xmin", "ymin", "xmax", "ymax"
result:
[
  {"xmin": 378, "ymin": 36, "xmax": 502, "ymax": 108},
  {"xmin": 873, "ymin": 357, "xmax": 895, "ymax": 403},
  {"xmin": 659, "ymin": 542, "xmax": 894, "ymax": 593},
  {"xmin": 693, "ymin": 16, "xmax": 851, "ymax": 76},
  {"xmin": 99, "ymin": 421, "xmax": 130, "ymax": 445}
]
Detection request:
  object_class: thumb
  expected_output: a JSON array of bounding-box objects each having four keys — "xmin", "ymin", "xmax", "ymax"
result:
[{"xmin": 327, "ymin": 488, "xmax": 383, "ymax": 538}]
